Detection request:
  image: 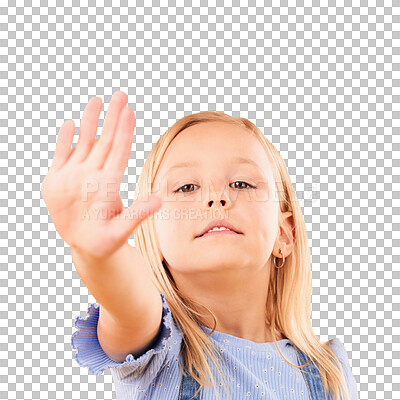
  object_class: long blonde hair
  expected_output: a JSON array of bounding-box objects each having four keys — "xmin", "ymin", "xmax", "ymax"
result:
[{"xmin": 132, "ymin": 111, "xmax": 350, "ymax": 400}]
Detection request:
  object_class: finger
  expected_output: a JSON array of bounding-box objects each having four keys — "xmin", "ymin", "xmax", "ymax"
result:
[
  {"xmin": 109, "ymin": 195, "xmax": 162, "ymax": 241},
  {"xmin": 68, "ymin": 96, "xmax": 103, "ymax": 164},
  {"xmin": 50, "ymin": 120, "xmax": 75, "ymax": 171},
  {"xmin": 102, "ymin": 106, "xmax": 135, "ymax": 183},
  {"xmin": 86, "ymin": 91, "xmax": 128, "ymax": 169}
]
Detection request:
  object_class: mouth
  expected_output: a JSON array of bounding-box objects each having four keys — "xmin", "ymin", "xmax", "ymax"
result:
[{"xmin": 196, "ymin": 229, "xmax": 243, "ymax": 239}]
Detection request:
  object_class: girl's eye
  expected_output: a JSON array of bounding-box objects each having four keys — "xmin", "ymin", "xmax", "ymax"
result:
[
  {"xmin": 174, "ymin": 184, "xmax": 199, "ymax": 193},
  {"xmin": 232, "ymin": 181, "xmax": 254, "ymax": 190},
  {"xmin": 174, "ymin": 181, "xmax": 255, "ymax": 193}
]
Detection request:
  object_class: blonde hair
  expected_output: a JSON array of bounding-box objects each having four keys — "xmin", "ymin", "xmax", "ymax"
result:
[{"xmin": 132, "ymin": 111, "xmax": 350, "ymax": 400}]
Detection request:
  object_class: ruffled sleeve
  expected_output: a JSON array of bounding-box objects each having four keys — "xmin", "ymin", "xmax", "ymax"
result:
[
  {"xmin": 328, "ymin": 338, "xmax": 359, "ymax": 400},
  {"xmin": 71, "ymin": 293, "xmax": 175, "ymax": 379}
]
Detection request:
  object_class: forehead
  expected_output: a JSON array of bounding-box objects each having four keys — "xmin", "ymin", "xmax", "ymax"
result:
[{"xmin": 157, "ymin": 121, "xmax": 271, "ymax": 176}]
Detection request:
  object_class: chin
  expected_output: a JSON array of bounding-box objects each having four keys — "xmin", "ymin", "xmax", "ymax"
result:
[{"xmin": 196, "ymin": 257, "xmax": 245, "ymax": 269}]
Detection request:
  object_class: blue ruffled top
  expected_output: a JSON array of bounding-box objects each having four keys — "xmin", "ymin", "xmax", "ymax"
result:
[{"xmin": 71, "ymin": 293, "xmax": 359, "ymax": 399}]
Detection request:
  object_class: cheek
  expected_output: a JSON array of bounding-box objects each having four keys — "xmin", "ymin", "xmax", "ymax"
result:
[
  {"xmin": 154, "ymin": 217, "xmax": 190, "ymax": 270},
  {"xmin": 154, "ymin": 220, "xmax": 175, "ymax": 263},
  {"xmin": 156, "ymin": 196, "xmax": 200, "ymax": 234},
  {"xmin": 252, "ymin": 201, "xmax": 279, "ymax": 240},
  {"xmin": 154, "ymin": 208, "xmax": 188, "ymax": 249}
]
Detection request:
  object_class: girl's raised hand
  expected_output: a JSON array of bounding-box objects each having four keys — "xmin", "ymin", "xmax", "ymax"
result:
[{"xmin": 41, "ymin": 91, "xmax": 162, "ymax": 259}]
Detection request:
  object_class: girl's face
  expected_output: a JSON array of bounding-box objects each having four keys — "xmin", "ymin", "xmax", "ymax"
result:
[{"xmin": 153, "ymin": 121, "xmax": 281, "ymax": 279}]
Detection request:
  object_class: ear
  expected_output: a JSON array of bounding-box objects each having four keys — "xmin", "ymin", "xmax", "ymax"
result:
[{"xmin": 273, "ymin": 211, "xmax": 295, "ymax": 258}]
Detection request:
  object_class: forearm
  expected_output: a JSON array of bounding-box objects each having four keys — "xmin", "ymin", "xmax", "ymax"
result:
[{"xmin": 70, "ymin": 242, "xmax": 159, "ymax": 329}]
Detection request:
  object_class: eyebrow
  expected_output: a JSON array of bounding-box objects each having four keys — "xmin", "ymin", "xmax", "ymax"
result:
[{"xmin": 166, "ymin": 156, "xmax": 263, "ymax": 174}]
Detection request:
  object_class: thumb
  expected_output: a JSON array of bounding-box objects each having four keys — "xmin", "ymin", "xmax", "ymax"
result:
[{"xmin": 111, "ymin": 195, "xmax": 162, "ymax": 238}]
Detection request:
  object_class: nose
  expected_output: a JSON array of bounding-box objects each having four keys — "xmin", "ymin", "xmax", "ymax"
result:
[{"xmin": 202, "ymin": 188, "xmax": 232, "ymax": 209}]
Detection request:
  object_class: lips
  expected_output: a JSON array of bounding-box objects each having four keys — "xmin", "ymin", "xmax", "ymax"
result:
[{"xmin": 196, "ymin": 219, "xmax": 242, "ymax": 238}]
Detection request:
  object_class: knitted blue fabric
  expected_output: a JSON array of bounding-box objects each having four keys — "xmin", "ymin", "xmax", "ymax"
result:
[{"xmin": 71, "ymin": 293, "xmax": 359, "ymax": 399}]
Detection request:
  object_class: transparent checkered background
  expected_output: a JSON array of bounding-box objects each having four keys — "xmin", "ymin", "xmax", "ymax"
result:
[{"xmin": 1, "ymin": 1, "xmax": 398, "ymax": 399}]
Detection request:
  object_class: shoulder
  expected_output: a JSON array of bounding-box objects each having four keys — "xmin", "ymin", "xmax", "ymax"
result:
[
  {"xmin": 326, "ymin": 338, "xmax": 359, "ymax": 400},
  {"xmin": 327, "ymin": 337, "xmax": 349, "ymax": 360}
]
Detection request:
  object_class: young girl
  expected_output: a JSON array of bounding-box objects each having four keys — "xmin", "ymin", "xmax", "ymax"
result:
[{"xmin": 41, "ymin": 91, "xmax": 359, "ymax": 400}]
